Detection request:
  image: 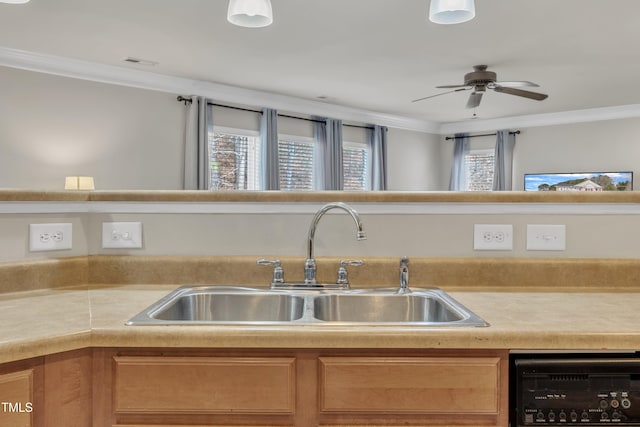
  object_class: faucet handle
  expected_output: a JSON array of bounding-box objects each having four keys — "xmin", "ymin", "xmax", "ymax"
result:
[
  {"xmin": 336, "ymin": 259, "xmax": 364, "ymax": 287},
  {"xmin": 257, "ymin": 259, "xmax": 285, "ymax": 286}
]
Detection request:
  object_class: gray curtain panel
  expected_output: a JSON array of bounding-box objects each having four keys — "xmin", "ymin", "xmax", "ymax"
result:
[
  {"xmin": 368, "ymin": 125, "xmax": 388, "ymax": 191},
  {"xmin": 260, "ymin": 108, "xmax": 280, "ymax": 190},
  {"xmin": 448, "ymin": 133, "xmax": 469, "ymax": 191},
  {"xmin": 493, "ymin": 130, "xmax": 516, "ymax": 191},
  {"xmin": 313, "ymin": 117, "xmax": 344, "ymax": 190},
  {"xmin": 183, "ymin": 96, "xmax": 212, "ymax": 190}
]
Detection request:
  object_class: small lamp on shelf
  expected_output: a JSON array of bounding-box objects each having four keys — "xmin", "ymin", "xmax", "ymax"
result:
[{"xmin": 64, "ymin": 176, "xmax": 95, "ymax": 190}]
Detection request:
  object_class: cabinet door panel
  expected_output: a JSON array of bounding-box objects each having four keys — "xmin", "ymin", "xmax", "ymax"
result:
[
  {"xmin": 319, "ymin": 357, "xmax": 501, "ymax": 415},
  {"xmin": 0, "ymin": 369, "xmax": 34, "ymax": 427},
  {"xmin": 113, "ymin": 356, "xmax": 296, "ymax": 415}
]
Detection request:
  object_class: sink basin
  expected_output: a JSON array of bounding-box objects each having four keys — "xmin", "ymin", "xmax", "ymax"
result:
[
  {"xmin": 126, "ymin": 286, "xmax": 487, "ymax": 327},
  {"xmin": 313, "ymin": 293, "xmax": 465, "ymax": 323},
  {"xmin": 126, "ymin": 287, "xmax": 305, "ymax": 325}
]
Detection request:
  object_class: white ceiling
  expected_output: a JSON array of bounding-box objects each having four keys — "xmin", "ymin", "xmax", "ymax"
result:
[{"xmin": 1, "ymin": 0, "xmax": 640, "ymax": 127}]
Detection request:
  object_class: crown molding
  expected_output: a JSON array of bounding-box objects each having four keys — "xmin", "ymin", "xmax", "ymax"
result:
[
  {"xmin": 2, "ymin": 46, "xmax": 640, "ymax": 136},
  {"xmin": 0, "ymin": 46, "xmax": 439, "ymax": 134},
  {"xmin": 438, "ymin": 104, "xmax": 640, "ymax": 135}
]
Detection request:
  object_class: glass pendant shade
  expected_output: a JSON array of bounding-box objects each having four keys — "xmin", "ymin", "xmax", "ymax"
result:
[
  {"xmin": 429, "ymin": 0, "xmax": 475, "ymax": 24},
  {"xmin": 227, "ymin": 0, "xmax": 273, "ymax": 28}
]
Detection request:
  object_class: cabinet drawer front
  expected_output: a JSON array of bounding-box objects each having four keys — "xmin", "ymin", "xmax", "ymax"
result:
[
  {"xmin": 114, "ymin": 356, "xmax": 295, "ymax": 415},
  {"xmin": 0, "ymin": 369, "xmax": 34, "ymax": 426},
  {"xmin": 319, "ymin": 357, "xmax": 501, "ymax": 415}
]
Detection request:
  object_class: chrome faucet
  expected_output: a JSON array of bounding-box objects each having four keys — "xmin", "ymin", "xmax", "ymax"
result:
[
  {"xmin": 398, "ymin": 256, "xmax": 410, "ymax": 293},
  {"xmin": 304, "ymin": 202, "xmax": 366, "ymax": 285}
]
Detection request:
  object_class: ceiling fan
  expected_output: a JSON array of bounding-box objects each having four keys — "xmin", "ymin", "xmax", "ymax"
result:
[{"xmin": 412, "ymin": 65, "xmax": 548, "ymax": 108}]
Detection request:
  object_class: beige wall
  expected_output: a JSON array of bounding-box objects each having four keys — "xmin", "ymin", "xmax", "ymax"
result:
[
  {"xmin": 2, "ymin": 207, "xmax": 640, "ymax": 264},
  {"xmin": 0, "ymin": 66, "xmax": 184, "ymax": 190},
  {"xmin": 2, "ymin": 66, "xmax": 639, "ymax": 193},
  {"xmin": 439, "ymin": 117, "xmax": 640, "ymax": 191},
  {"xmin": 388, "ymin": 128, "xmax": 442, "ymax": 190},
  {"xmin": 2, "ymin": 67, "xmax": 640, "ymax": 266},
  {"xmin": 86, "ymin": 212, "xmax": 640, "ymax": 260},
  {"xmin": 513, "ymin": 119, "xmax": 640, "ymax": 190},
  {"xmin": 0, "ymin": 66, "xmax": 441, "ymax": 191}
]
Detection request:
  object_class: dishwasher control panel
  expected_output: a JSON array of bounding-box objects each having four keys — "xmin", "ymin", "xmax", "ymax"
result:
[{"xmin": 513, "ymin": 356, "xmax": 640, "ymax": 426}]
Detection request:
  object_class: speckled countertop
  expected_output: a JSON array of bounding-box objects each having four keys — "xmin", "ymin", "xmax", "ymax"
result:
[
  {"xmin": 1, "ymin": 255, "xmax": 640, "ymax": 364},
  {"xmin": 2, "ymin": 282, "xmax": 640, "ymax": 364}
]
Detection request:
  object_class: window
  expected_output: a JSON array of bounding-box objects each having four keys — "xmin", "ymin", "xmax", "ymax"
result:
[
  {"xmin": 210, "ymin": 130, "xmax": 370, "ymax": 191},
  {"xmin": 343, "ymin": 141, "xmax": 369, "ymax": 191},
  {"xmin": 278, "ymin": 137, "xmax": 314, "ymax": 190},
  {"xmin": 209, "ymin": 132, "xmax": 260, "ymax": 191},
  {"xmin": 464, "ymin": 149, "xmax": 494, "ymax": 191},
  {"xmin": 277, "ymin": 138, "xmax": 369, "ymax": 191}
]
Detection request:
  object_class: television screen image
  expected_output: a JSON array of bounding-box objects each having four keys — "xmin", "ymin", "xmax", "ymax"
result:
[{"xmin": 524, "ymin": 172, "xmax": 633, "ymax": 192}]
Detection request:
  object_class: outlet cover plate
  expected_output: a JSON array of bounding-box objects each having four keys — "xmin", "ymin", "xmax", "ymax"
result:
[
  {"xmin": 527, "ymin": 224, "xmax": 566, "ymax": 251},
  {"xmin": 29, "ymin": 223, "xmax": 73, "ymax": 251},
  {"xmin": 473, "ymin": 224, "xmax": 513, "ymax": 251},
  {"xmin": 102, "ymin": 222, "xmax": 143, "ymax": 249}
]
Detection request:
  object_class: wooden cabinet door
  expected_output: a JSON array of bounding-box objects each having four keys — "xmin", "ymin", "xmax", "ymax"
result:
[
  {"xmin": 0, "ymin": 369, "xmax": 38, "ymax": 427},
  {"xmin": 320, "ymin": 356, "xmax": 501, "ymax": 414},
  {"xmin": 113, "ymin": 356, "xmax": 296, "ymax": 415},
  {"xmin": 318, "ymin": 354, "xmax": 508, "ymax": 426}
]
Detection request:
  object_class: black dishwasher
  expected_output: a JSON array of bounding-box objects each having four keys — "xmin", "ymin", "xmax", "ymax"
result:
[{"xmin": 511, "ymin": 353, "xmax": 640, "ymax": 426}]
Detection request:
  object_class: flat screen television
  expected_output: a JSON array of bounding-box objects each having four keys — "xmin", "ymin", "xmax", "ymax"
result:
[{"xmin": 524, "ymin": 171, "xmax": 633, "ymax": 192}]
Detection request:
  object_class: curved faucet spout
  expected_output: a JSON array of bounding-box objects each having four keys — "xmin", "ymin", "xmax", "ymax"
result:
[{"xmin": 305, "ymin": 202, "xmax": 366, "ymax": 285}]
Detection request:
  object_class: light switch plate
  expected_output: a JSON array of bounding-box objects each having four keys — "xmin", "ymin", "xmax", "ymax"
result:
[
  {"xmin": 102, "ymin": 222, "xmax": 143, "ymax": 249},
  {"xmin": 527, "ymin": 224, "xmax": 566, "ymax": 251}
]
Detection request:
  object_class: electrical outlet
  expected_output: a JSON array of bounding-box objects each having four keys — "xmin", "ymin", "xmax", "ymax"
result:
[
  {"xmin": 102, "ymin": 222, "xmax": 143, "ymax": 249},
  {"xmin": 29, "ymin": 223, "xmax": 73, "ymax": 251},
  {"xmin": 474, "ymin": 224, "xmax": 513, "ymax": 250}
]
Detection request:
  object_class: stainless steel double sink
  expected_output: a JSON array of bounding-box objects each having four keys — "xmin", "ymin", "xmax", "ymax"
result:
[{"xmin": 126, "ymin": 286, "xmax": 488, "ymax": 327}]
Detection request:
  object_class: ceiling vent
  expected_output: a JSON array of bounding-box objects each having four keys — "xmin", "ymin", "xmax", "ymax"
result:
[{"xmin": 123, "ymin": 57, "xmax": 158, "ymax": 67}]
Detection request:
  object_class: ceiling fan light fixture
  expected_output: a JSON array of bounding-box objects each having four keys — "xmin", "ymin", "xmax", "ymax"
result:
[
  {"xmin": 429, "ymin": 0, "xmax": 475, "ymax": 25},
  {"xmin": 227, "ymin": 0, "xmax": 273, "ymax": 28}
]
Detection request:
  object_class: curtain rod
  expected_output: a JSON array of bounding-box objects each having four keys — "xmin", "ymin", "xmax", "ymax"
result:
[
  {"xmin": 445, "ymin": 130, "xmax": 520, "ymax": 141},
  {"xmin": 177, "ymin": 96, "xmax": 373, "ymax": 130}
]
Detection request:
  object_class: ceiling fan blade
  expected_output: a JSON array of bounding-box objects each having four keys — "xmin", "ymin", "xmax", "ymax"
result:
[
  {"xmin": 492, "ymin": 81, "xmax": 539, "ymax": 88},
  {"xmin": 411, "ymin": 87, "xmax": 470, "ymax": 103},
  {"xmin": 466, "ymin": 92, "xmax": 483, "ymax": 109},
  {"xmin": 493, "ymin": 86, "xmax": 548, "ymax": 101},
  {"xmin": 436, "ymin": 84, "xmax": 471, "ymax": 89}
]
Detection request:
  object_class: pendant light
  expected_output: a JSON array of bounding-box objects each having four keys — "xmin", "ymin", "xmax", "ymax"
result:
[
  {"xmin": 429, "ymin": 0, "xmax": 475, "ymax": 24},
  {"xmin": 0, "ymin": 0, "xmax": 31, "ymax": 3},
  {"xmin": 227, "ymin": 0, "xmax": 273, "ymax": 28}
]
